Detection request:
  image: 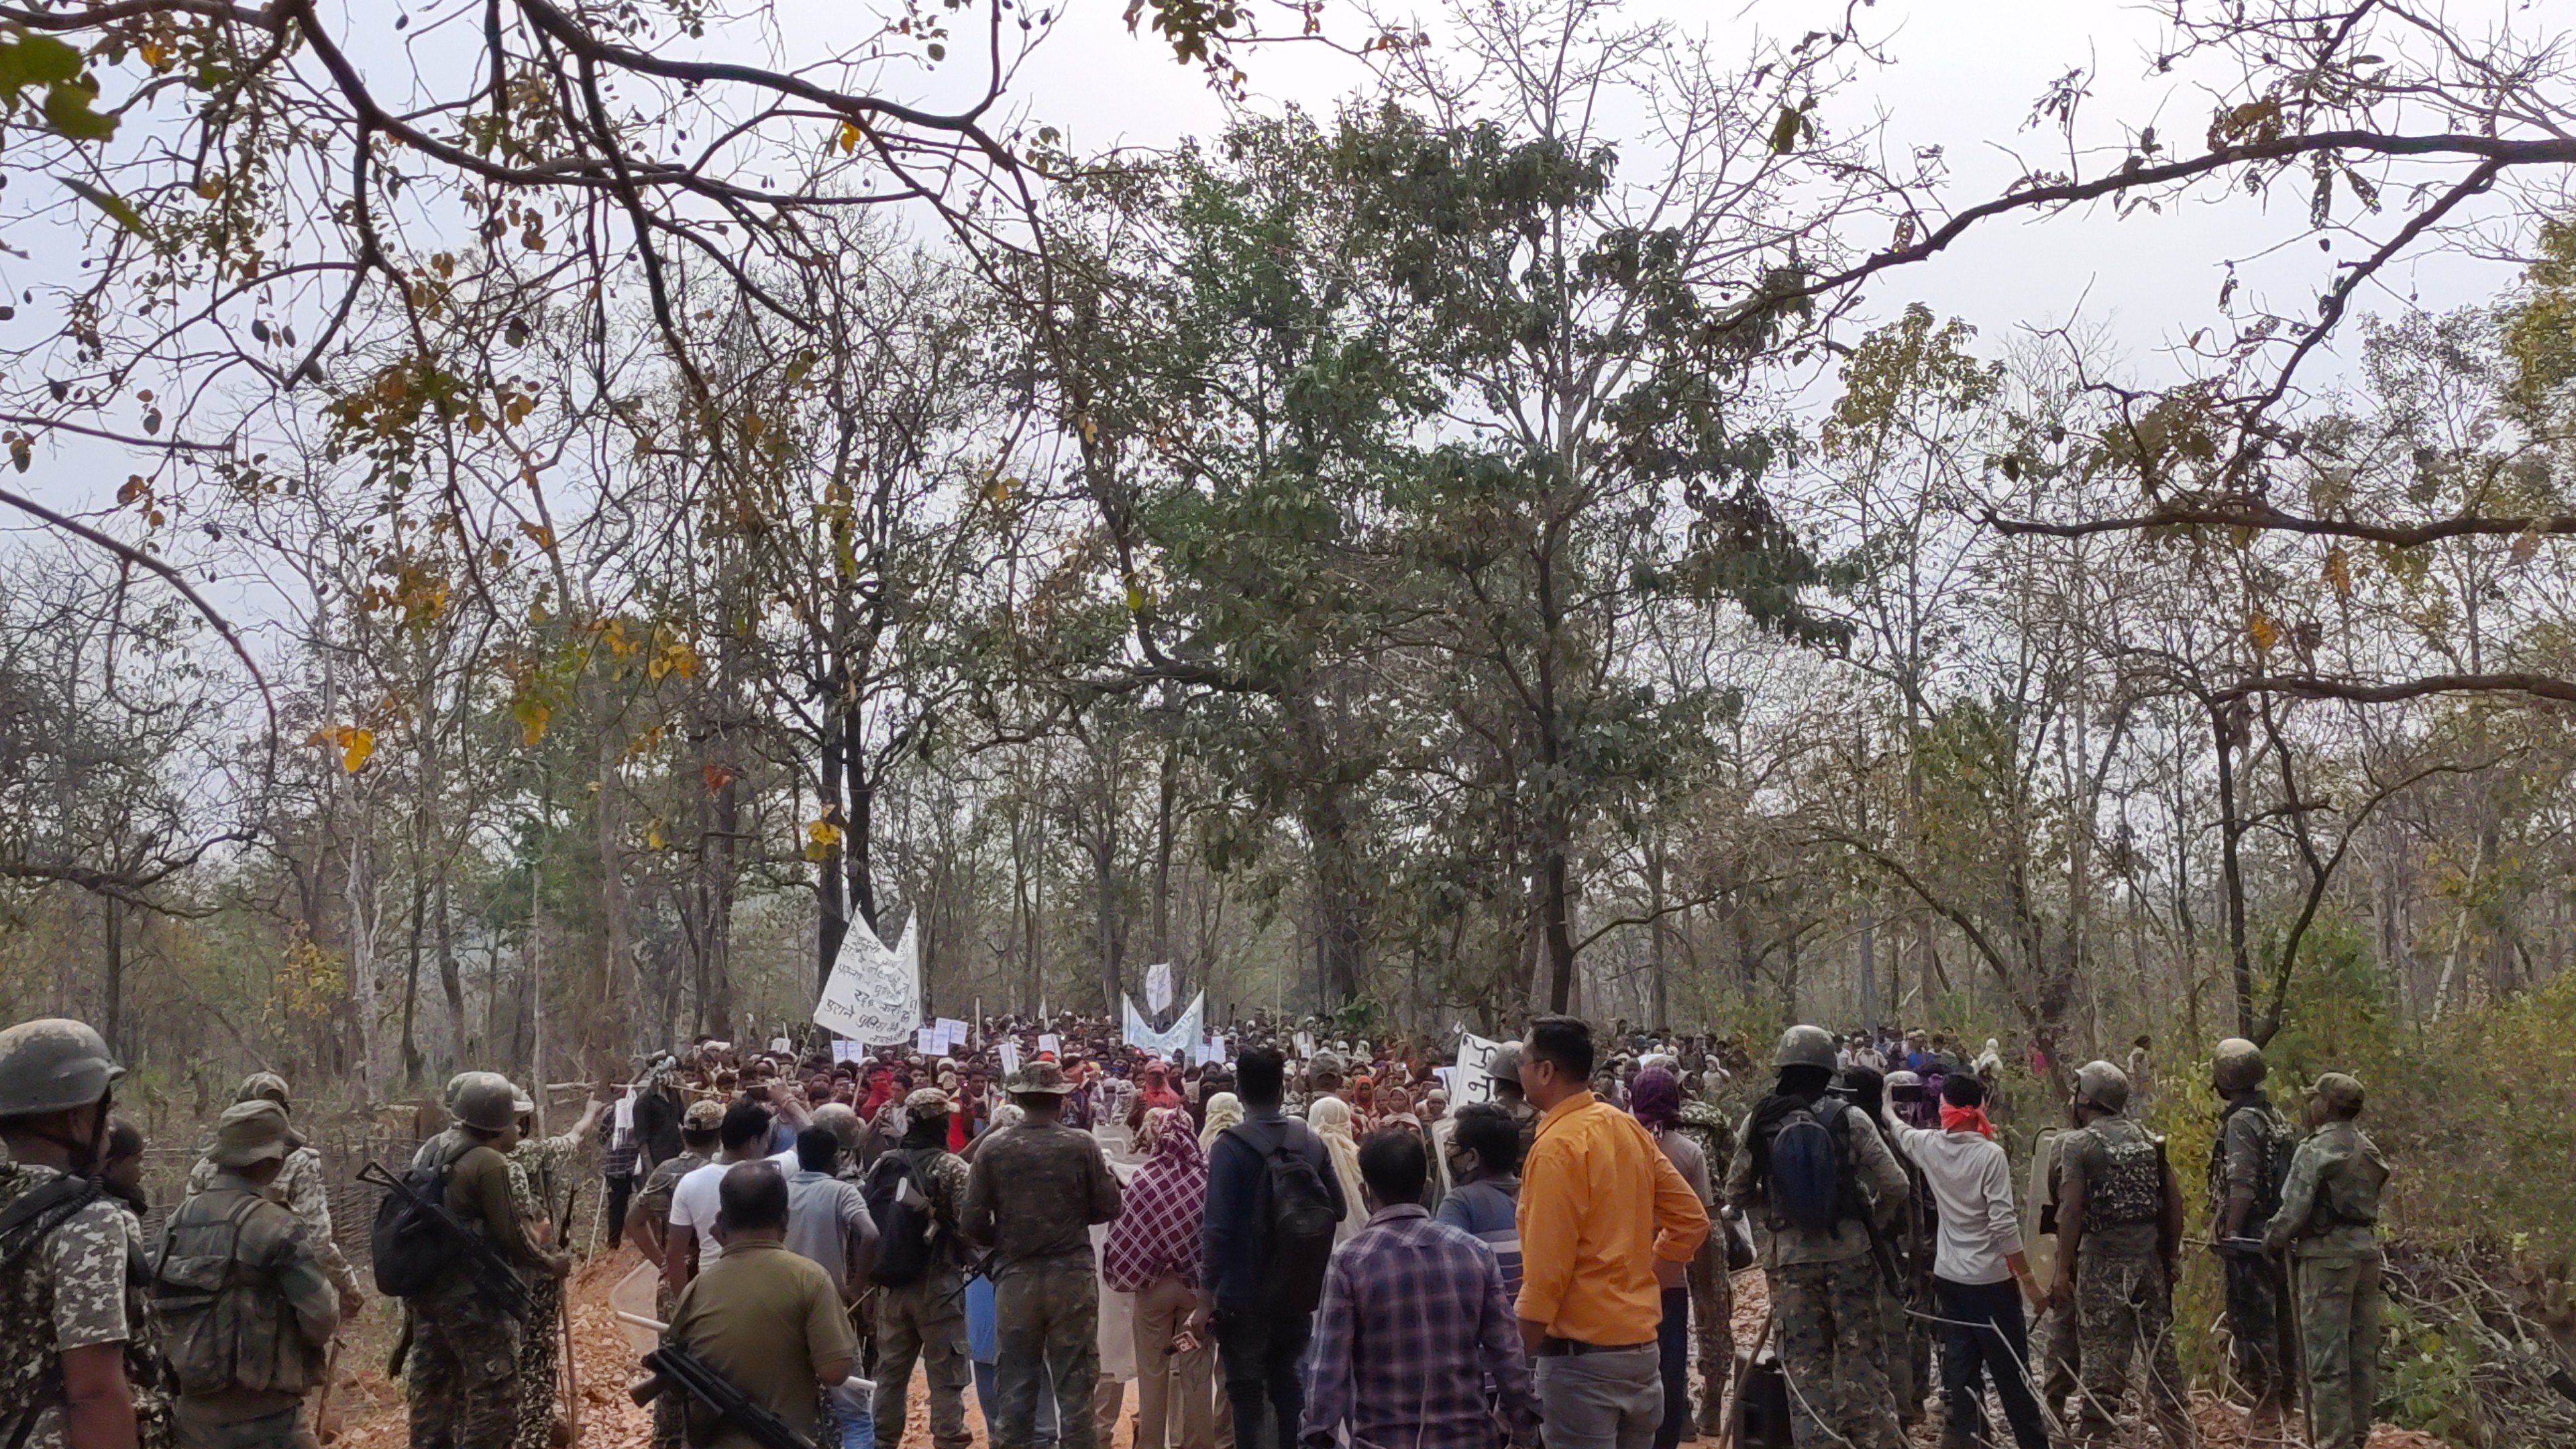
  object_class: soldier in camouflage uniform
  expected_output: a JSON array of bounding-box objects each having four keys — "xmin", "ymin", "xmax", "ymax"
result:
[
  {"xmin": 504, "ymin": 1086, "xmax": 608, "ymax": 1449},
  {"xmin": 182, "ymin": 1075, "xmax": 364, "ymax": 1327},
  {"xmin": 407, "ymin": 1073, "xmax": 570, "ymax": 1449},
  {"xmin": 868, "ymin": 1089, "xmax": 974, "ymax": 1449},
  {"xmin": 2207, "ymin": 1039, "xmax": 2296, "ymax": 1444},
  {"xmin": 631, "ymin": 1099, "xmax": 719, "ymax": 1449},
  {"xmin": 153, "ymin": 1101, "xmax": 341, "ymax": 1449},
  {"xmin": 2263, "ymin": 1073, "xmax": 2389, "ymax": 1449},
  {"xmin": 0, "ymin": 1019, "xmax": 167, "ymax": 1449},
  {"xmin": 1722, "ymin": 1027, "xmax": 1909, "ymax": 1449},
  {"xmin": 963, "ymin": 1065, "xmax": 1123, "ymax": 1449},
  {"xmin": 1669, "ymin": 1097, "xmax": 1737, "ymax": 1434},
  {"xmin": 2047, "ymin": 1061, "xmax": 2192, "ymax": 1449}
]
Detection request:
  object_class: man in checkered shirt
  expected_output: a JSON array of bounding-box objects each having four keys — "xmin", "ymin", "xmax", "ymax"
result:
[{"xmin": 1299, "ymin": 1130, "xmax": 1538, "ymax": 1449}]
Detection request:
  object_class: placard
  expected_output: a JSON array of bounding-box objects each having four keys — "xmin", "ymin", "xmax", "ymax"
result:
[
  {"xmin": 812, "ymin": 914, "xmax": 920, "ymax": 1046},
  {"xmin": 1038, "ymin": 1033, "xmax": 1061, "ymax": 1056},
  {"xmin": 1453, "ymin": 1030, "xmax": 1506, "ymax": 1107},
  {"xmin": 916, "ymin": 1028, "xmax": 943, "ymax": 1055},
  {"xmin": 936, "ymin": 1018, "xmax": 969, "ymax": 1051},
  {"xmin": 1295, "ymin": 1031, "xmax": 1315, "ymax": 1059},
  {"xmin": 768, "ymin": 1036, "xmax": 792, "ymax": 1055},
  {"xmin": 998, "ymin": 1042, "xmax": 1022, "ymax": 1078}
]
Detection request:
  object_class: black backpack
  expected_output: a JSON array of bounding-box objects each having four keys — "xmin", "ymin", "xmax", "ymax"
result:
[
  {"xmin": 1760, "ymin": 1100, "xmax": 1855, "ymax": 1234},
  {"xmin": 863, "ymin": 1150, "xmax": 945, "ymax": 1287},
  {"xmin": 368, "ymin": 1152, "xmax": 462, "ymax": 1300},
  {"xmin": 1228, "ymin": 1120, "xmax": 1338, "ymax": 1316}
]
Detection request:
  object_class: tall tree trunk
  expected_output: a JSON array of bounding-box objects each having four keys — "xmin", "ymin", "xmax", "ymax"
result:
[
  {"xmin": 101, "ymin": 896, "xmax": 124, "ymax": 1063},
  {"xmin": 436, "ymin": 877, "xmax": 467, "ymax": 1067},
  {"xmin": 402, "ymin": 876, "xmax": 425, "ymax": 1085},
  {"xmin": 2214, "ymin": 702, "xmax": 2254, "ymax": 1036}
]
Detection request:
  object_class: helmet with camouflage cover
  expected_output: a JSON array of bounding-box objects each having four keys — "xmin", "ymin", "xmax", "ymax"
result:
[
  {"xmin": 1772, "ymin": 1024, "xmax": 1837, "ymax": 1072},
  {"xmin": 1485, "ymin": 1042, "xmax": 1523, "ymax": 1085},
  {"xmin": 0, "ymin": 1018, "xmax": 123, "ymax": 1117},
  {"xmin": 2073, "ymin": 1059, "xmax": 2131, "ymax": 1114},
  {"xmin": 450, "ymin": 1071, "xmax": 522, "ymax": 1132},
  {"xmin": 2211, "ymin": 1038, "xmax": 2267, "ymax": 1094}
]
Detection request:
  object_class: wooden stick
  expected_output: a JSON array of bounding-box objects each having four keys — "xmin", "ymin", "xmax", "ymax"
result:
[{"xmin": 1715, "ymin": 1307, "xmax": 1774, "ymax": 1449}]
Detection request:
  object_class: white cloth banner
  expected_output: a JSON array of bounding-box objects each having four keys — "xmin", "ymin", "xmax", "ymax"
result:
[
  {"xmin": 812, "ymin": 914, "xmax": 920, "ymax": 1046},
  {"xmin": 1124, "ymin": 992, "xmax": 1205, "ymax": 1063},
  {"xmin": 1453, "ymin": 1030, "xmax": 1506, "ymax": 1107},
  {"xmin": 1144, "ymin": 962, "xmax": 1175, "ymax": 1014}
]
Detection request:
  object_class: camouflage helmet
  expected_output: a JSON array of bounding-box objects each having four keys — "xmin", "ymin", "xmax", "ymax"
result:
[
  {"xmin": 2212, "ymin": 1038, "xmax": 2267, "ymax": 1094},
  {"xmin": 235, "ymin": 1071, "xmax": 291, "ymax": 1108},
  {"xmin": 450, "ymin": 1071, "xmax": 522, "ymax": 1132},
  {"xmin": 2073, "ymin": 1059, "xmax": 2131, "ymax": 1114},
  {"xmin": 0, "ymin": 1019, "xmax": 123, "ymax": 1117},
  {"xmin": 1773, "ymin": 1024, "xmax": 1837, "ymax": 1072},
  {"xmin": 1485, "ymin": 1042, "xmax": 1524, "ymax": 1085}
]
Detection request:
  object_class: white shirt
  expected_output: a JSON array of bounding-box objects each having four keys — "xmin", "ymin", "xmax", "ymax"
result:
[
  {"xmin": 1881, "ymin": 1115, "xmax": 2024, "ymax": 1286},
  {"xmin": 667, "ymin": 1150, "xmax": 800, "ymax": 1262}
]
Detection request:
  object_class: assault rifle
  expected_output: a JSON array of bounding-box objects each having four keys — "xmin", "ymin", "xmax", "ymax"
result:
[
  {"xmin": 630, "ymin": 1342, "xmax": 818, "ymax": 1449},
  {"xmin": 356, "ymin": 1160, "xmax": 533, "ymax": 1319}
]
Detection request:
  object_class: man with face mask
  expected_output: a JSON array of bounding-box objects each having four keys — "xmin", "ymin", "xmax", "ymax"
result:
[{"xmin": 0, "ymin": 1020, "xmax": 162, "ymax": 1449}]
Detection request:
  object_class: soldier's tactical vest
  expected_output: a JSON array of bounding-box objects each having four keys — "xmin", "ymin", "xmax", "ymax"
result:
[
  {"xmin": 151, "ymin": 1185, "xmax": 329, "ymax": 1401},
  {"xmin": 0, "ymin": 1167, "xmax": 172, "ymax": 1449},
  {"xmin": 2085, "ymin": 1120, "xmax": 2166, "ymax": 1226}
]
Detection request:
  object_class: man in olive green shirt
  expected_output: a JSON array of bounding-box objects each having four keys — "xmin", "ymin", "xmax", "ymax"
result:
[
  {"xmin": 2265, "ymin": 1073, "xmax": 2390, "ymax": 1449},
  {"xmin": 665, "ymin": 1163, "xmax": 859, "ymax": 1449}
]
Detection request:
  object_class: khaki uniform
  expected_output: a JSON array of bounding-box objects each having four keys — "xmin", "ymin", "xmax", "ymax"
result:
[
  {"xmin": 154, "ymin": 1172, "xmax": 340, "ymax": 1449},
  {"xmin": 0, "ymin": 1165, "xmax": 169, "ymax": 1449},
  {"xmin": 2265, "ymin": 1120, "xmax": 2389, "ymax": 1449}
]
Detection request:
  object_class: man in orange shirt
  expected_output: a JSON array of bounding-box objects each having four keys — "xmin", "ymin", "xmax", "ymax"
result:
[{"xmin": 1514, "ymin": 1016, "xmax": 1711, "ymax": 1449}]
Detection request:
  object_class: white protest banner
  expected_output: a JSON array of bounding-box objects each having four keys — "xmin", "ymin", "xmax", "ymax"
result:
[
  {"xmin": 916, "ymin": 1027, "xmax": 943, "ymax": 1056},
  {"xmin": 1453, "ymin": 1030, "xmax": 1506, "ymax": 1107},
  {"xmin": 1295, "ymin": 1031, "xmax": 1315, "ymax": 1059},
  {"xmin": 1205, "ymin": 1034, "xmax": 1228, "ymax": 1064},
  {"xmin": 1038, "ymin": 1033, "xmax": 1061, "ymax": 1057},
  {"xmin": 1435, "ymin": 1065, "xmax": 1460, "ymax": 1098},
  {"xmin": 1144, "ymin": 962, "xmax": 1175, "ymax": 1014},
  {"xmin": 1124, "ymin": 992, "xmax": 1205, "ymax": 1063},
  {"xmin": 812, "ymin": 914, "xmax": 920, "ymax": 1046},
  {"xmin": 998, "ymin": 1042, "xmax": 1022, "ymax": 1078}
]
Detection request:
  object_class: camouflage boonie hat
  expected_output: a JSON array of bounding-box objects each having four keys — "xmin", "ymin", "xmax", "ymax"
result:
[
  {"xmin": 234, "ymin": 1072, "xmax": 290, "ymax": 1108},
  {"xmin": 207, "ymin": 1099, "xmax": 304, "ymax": 1168},
  {"xmin": 906, "ymin": 1086, "xmax": 953, "ymax": 1115},
  {"xmin": 1006, "ymin": 1061, "xmax": 1075, "ymax": 1096},
  {"xmin": 682, "ymin": 1098, "xmax": 725, "ymax": 1132}
]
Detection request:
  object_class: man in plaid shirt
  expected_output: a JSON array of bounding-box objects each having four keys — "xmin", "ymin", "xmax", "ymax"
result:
[{"xmin": 1301, "ymin": 1131, "xmax": 1539, "ymax": 1449}]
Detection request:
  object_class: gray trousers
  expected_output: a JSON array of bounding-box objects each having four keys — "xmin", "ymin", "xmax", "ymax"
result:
[{"xmin": 1534, "ymin": 1344, "xmax": 1663, "ymax": 1449}]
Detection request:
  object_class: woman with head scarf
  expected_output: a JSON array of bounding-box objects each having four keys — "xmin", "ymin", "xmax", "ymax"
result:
[
  {"xmin": 1349, "ymin": 1073, "xmax": 1379, "ymax": 1132},
  {"xmin": 1631, "ymin": 1067, "xmax": 1715, "ymax": 1449},
  {"xmin": 1196, "ymin": 1091, "xmax": 1242, "ymax": 1151},
  {"xmin": 1305, "ymin": 1095, "xmax": 1367, "ymax": 1243},
  {"xmin": 1104, "ymin": 1107, "xmax": 1215, "ymax": 1449}
]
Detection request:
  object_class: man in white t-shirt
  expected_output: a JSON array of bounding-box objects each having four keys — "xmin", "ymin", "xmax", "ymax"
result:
[{"xmin": 664, "ymin": 1099, "xmax": 800, "ymax": 1291}]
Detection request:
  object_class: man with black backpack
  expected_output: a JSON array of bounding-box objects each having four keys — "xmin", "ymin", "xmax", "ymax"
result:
[
  {"xmin": 1721, "ymin": 1025, "xmax": 1909, "ymax": 1449},
  {"xmin": 863, "ymin": 1089, "xmax": 973, "ymax": 1449},
  {"xmin": 1190, "ymin": 1046, "xmax": 1346, "ymax": 1449},
  {"xmin": 2209, "ymin": 1038, "xmax": 2296, "ymax": 1446}
]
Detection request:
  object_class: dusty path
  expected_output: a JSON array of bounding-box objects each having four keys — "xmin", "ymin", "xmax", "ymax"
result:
[{"xmin": 329, "ymin": 1251, "xmax": 2443, "ymax": 1449}]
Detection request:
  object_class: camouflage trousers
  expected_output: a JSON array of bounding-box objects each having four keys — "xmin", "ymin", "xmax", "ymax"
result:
[
  {"xmin": 2033, "ymin": 1295, "xmax": 2080, "ymax": 1417},
  {"xmin": 407, "ymin": 1278, "xmax": 527, "ymax": 1449},
  {"xmin": 2220, "ymin": 1252, "xmax": 2294, "ymax": 1417},
  {"xmin": 1768, "ymin": 1256, "xmax": 1901, "ymax": 1449},
  {"xmin": 991, "ymin": 1258, "xmax": 1101, "ymax": 1449},
  {"xmin": 511, "ymin": 1273, "xmax": 564, "ymax": 1449},
  {"xmin": 1686, "ymin": 1237, "xmax": 1733, "ymax": 1434},
  {"xmin": 872, "ymin": 1271, "xmax": 972, "ymax": 1449},
  {"xmin": 2293, "ymin": 1254, "xmax": 2383, "ymax": 1449},
  {"xmin": 652, "ymin": 1281, "xmax": 686, "ymax": 1449},
  {"xmin": 174, "ymin": 1405, "xmax": 302, "ymax": 1449},
  {"xmin": 2071, "ymin": 1250, "xmax": 2190, "ymax": 1449}
]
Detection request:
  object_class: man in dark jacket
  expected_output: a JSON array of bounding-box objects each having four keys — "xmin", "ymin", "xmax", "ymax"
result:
[{"xmin": 1189, "ymin": 1047, "xmax": 1346, "ymax": 1449}]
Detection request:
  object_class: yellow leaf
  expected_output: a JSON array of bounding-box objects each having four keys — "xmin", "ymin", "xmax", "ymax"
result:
[
  {"xmin": 2322, "ymin": 546, "xmax": 2351, "ymax": 598},
  {"xmin": 2249, "ymin": 612, "xmax": 2279, "ymax": 652},
  {"xmin": 516, "ymin": 698, "xmax": 551, "ymax": 746},
  {"xmin": 837, "ymin": 122, "xmax": 860, "ymax": 154},
  {"xmin": 339, "ymin": 728, "xmax": 375, "ymax": 773}
]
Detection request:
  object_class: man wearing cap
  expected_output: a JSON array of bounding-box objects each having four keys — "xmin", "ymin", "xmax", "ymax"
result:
[
  {"xmin": 152, "ymin": 1102, "xmax": 341, "ymax": 1449},
  {"xmin": 962, "ymin": 1063, "xmax": 1123, "ymax": 1449},
  {"xmin": 2265, "ymin": 1074, "xmax": 2389, "ymax": 1449},
  {"xmin": 867, "ymin": 1088, "xmax": 973, "ymax": 1449},
  {"xmin": 183, "ymin": 1075, "xmax": 364, "ymax": 1323}
]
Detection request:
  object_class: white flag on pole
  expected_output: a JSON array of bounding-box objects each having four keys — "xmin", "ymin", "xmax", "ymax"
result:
[
  {"xmin": 812, "ymin": 914, "xmax": 920, "ymax": 1046},
  {"xmin": 1144, "ymin": 962, "xmax": 1175, "ymax": 1014}
]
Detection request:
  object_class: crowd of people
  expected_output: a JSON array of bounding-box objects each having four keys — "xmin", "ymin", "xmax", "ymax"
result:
[{"xmin": 0, "ymin": 1008, "xmax": 2394, "ymax": 1449}]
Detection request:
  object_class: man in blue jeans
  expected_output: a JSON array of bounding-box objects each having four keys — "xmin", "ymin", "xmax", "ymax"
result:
[{"xmin": 1190, "ymin": 1046, "xmax": 1348, "ymax": 1449}]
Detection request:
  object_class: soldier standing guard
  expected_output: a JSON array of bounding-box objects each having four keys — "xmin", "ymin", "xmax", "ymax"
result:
[
  {"xmin": 407, "ymin": 1073, "xmax": 570, "ymax": 1449},
  {"xmin": 153, "ymin": 1102, "xmax": 341, "ymax": 1449},
  {"xmin": 2208, "ymin": 1039, "xmax": 2296, "ymax": 1444},
  {"xmin": 2264, "ymin": 1073, "xmax": 2389, "ymax": 1449},
  {"xmin": 182, "ymin": 1075, "xmax": 366, "ymax": 1328},
  {"xmin": 0, "ymin": 1018, "xmax": 167, "ymax": 1449},
  {"xmin": 2046, "ymin": 1061, "xmax": 2194, "ymax": 1449}
]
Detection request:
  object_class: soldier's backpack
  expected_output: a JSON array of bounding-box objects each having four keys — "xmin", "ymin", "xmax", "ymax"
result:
[
  {"xmin": 2086, "ymin": 1122, "xmax": 2167, "ymax": 1227},
  {"xmin": 152, "ymin": 1192, "xmax": 322, "ymax": 1401},
  {"xmin": 863, "ymin": 1150, "xmax": 943, "ymax": 1288},
  {"xmin": 368, "ymin": 1149, "xmax": 464, "ymax": 1299},
  {"xmin": 1226, "ymin": 1118, "xmax": 1339, "ymax": 1316},
  {"xmin": 1760, "ymin": 1099, "xmax": 1856, "ymax": 1233}
]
